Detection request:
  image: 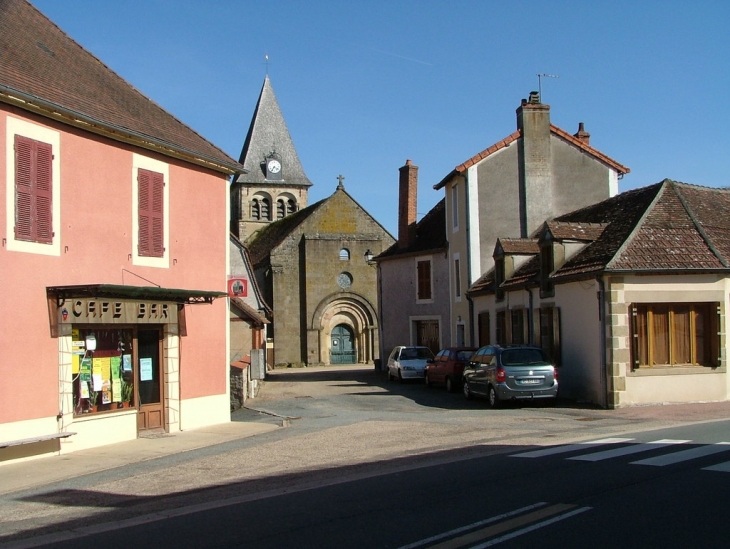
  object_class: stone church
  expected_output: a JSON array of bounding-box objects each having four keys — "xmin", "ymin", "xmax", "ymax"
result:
[{"xmin": 231, "ymin": 77, "xmax": 394, "ymax": 367}]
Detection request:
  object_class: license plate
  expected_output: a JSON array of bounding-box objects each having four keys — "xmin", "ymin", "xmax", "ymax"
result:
[{"xmin": 520, "ymin": 378, "xmax": 542, "ymax": 384}]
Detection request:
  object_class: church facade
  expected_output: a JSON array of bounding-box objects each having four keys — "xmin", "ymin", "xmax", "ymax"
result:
[{"xmin": 231, "ymin": 77, "xmax": 394, "ymax": 367}]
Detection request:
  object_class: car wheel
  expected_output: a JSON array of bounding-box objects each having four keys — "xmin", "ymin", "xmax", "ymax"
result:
[
  {"xmin": 398, "ymin": 370, "xmax": 403, "ymax": 382},
  {"xmin": 463, "ymin": 379, "xmax": 472, "ymax": 400},
  {"xmin": 445, "ymin": 376, "xmax": 454, "ymax": 393},
  {"xmin": 387, "ymin": 369, "xmax": 393, "ymax": 381},
  {"xmin": 488, "ymin": 385, "xmax": 500, "ymax": 409}
]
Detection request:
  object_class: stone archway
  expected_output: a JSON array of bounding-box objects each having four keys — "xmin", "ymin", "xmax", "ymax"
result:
[{"xmin": 309, "ymin": 293, "xmax": 378, "ymax": 366}]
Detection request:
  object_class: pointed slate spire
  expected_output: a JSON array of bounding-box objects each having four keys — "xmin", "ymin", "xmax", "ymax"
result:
[{"xmin": 236, "ymin": 76, "xmax": 312, "ymax": 188}]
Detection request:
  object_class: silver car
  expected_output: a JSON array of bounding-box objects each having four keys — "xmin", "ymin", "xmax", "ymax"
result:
[
  {"xmin": 386, "ymin": 346, "xmax": 434, "ymax": 381},
  {"xmin": 462, "ymin": 345, "xmax": 558, "ymax": 407}
]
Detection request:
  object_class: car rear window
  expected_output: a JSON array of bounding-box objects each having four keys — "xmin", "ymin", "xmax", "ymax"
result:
[{"xmin": 501, "ymin": 348, "xmax": 548, "ymax": 366}]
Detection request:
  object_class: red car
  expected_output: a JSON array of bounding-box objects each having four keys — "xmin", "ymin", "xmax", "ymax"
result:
[{"xmin": 425, "ymin": 347, "xmax": 477, "ymax": 392}]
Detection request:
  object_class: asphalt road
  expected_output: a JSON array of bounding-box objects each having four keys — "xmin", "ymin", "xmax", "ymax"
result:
[{"xmin": 2, "ymin": 365, "xmax": 730, "ymax": 548}]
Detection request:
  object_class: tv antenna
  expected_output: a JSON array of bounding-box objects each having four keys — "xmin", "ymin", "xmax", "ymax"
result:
[{"xmin": 537, "ymin": 73, "xmax": 559, "ymax": 99}]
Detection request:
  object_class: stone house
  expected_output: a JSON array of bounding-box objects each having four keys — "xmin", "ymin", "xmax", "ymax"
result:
[
  {"xmin": 469, "ymin": 180, "xmax": 730, "ymax": 408},
  {"xmin": 229, "ymin": 234, "xmax": 271, "ymax": 408},
  {"xmin": 375, "ymin": 160, "xmax": 449, "ymax": 362}
]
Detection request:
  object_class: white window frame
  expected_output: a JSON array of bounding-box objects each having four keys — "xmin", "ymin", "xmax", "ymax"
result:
[
  {"xmin": 5, "ymin": 117, "xmax": 61, "ymax": 256},
  {"xmin": 132, "ymin": 153, "xmax": 169, "ymax": 268}
]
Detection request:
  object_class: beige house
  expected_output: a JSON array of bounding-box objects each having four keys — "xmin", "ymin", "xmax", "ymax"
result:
[
  {"xmin": 434, "ymin": 92, "xmax": 629, "ymax": 348},
  {"xmin": 469, "ymin": 180, "xmax": 730, "ymax": 408}
]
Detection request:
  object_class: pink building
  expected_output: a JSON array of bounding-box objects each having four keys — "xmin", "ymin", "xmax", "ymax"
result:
[{"xmin": 0, "ymin": 0, "xmax": 243, "ymax": 461}]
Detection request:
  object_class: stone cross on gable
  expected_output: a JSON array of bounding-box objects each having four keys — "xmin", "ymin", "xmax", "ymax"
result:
[{"xmin": 337, "ymin": 174, "xmax": 345, "ymax": 189}]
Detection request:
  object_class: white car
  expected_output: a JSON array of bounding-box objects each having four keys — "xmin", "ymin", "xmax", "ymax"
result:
[{"xmin": 386, "ymin": 346, "xmax": 435, "ymax": 381}]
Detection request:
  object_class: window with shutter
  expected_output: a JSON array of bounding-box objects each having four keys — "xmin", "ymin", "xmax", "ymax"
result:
[
  {"xmin": 15, "ymin": 135, "xmax": 53, "ymax": 244},
  {"xmin": 138, "ymin": 168, "xmax": 165, "ymax": 257},
  {"xmin": 416, "ymin": 259, "xmax": 432, "ymax": 300}
]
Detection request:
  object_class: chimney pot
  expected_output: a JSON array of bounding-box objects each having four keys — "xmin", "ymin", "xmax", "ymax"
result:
[{"xmin": 573, "ymin": 122, "xmax": 591, "ymax": 145}]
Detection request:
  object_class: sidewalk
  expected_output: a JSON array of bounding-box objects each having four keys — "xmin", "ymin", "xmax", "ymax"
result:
[{"xmin": 0, "ymin": 409, "xmax": 282, "ymax": 496}]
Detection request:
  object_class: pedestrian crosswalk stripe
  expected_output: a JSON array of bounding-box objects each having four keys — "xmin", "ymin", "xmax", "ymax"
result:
[
  {"xmin": 568, "ymin": 439, "xmax": 690, "ymax": 462},
  {"xmin": 510, "ymin": 438, "xmax": 633, "ymax": 458},
  {"xmin": 631, "ymin": 442, "xmax": 730, "ymax": 466},
  {"xmin": 703, "ymin": 460, "xmax": 730, "ymax": 473}
]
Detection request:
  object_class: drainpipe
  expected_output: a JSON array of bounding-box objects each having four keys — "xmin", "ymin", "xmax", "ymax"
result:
[
  {"xmin": 527, "ymin": 287, "xmax": 534, "ymax": 345},
  {"xmin": 596, "ymin": 276, "xmax": 608, "ymax": 408}
]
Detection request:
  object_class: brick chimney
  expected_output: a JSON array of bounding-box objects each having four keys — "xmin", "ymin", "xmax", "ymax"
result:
[
  {"xmin": 398, "ymin": 159, "xmax": 418, "ymax": 248},
  {"xmin": 573, "ymin": 122, "xmax": 590, "ymax": 145}
]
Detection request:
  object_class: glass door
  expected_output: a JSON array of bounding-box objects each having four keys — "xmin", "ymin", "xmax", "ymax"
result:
[{"xmin": 137, "ymin": 328, "xmax": 164, "ymax": 431}]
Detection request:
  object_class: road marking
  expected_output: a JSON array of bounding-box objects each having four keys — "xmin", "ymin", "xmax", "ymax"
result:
[
  {"xmin": 568, "ymin": 439, "xmax": 689, "ymax": 462},
  {"xmin": 397, "ymin": 502, "xmax": 547, "ymax": 549},
  {"xmin": 703, "ymin": 460, "xmax": 730, "ymax": 472},
  {"xmin": 510, "ymin": 438, "xmax": 633, "ymax": 458},
  {"xmin": 424, "ymin": 503, "xmax": 590, "ymax": 549},
  {"xmin": 470, "ymin": 506, "xmax": 592, "ymax": 548},
  {"xmin": 632, "ymin": 442, "xmax": 730, "ymax": 466}
]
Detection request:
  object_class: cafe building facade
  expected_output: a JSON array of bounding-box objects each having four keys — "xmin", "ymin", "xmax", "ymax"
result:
[{"xmin": 0, "ymin": 0, "xmax": 243, "ymax": 462}]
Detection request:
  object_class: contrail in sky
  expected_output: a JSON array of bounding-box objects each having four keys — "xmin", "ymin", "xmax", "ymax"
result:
[{"xmin": 370, "ymin": 48, "xmax": 433, "ymax": 66}]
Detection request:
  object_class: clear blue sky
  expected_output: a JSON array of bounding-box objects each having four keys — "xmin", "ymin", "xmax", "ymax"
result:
[{"xmin": 32, "ymin": 0, "xmax": 730, "ymax": 236}]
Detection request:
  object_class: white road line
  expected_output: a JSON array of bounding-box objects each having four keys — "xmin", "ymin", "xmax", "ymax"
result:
[
  {"xmin": 568, "ymin": 439, "xmax": 690, "ymax": 462},
  {"xmin": 396, "ymin": 502, "xmax": 548, "ymax": 549},
  {"xmin": 510, "ymin": 438, "xmax": 633, "ymax": 458},
  {"xmin": 703, "ymin": 460, "xmax": 730, "ymax": 473},
  {"xmin": 470, "ymin": 506, "xmax": 592, "ymax": 548},
  {"xmin": 632, "ymin": 442, "xmax": 730, "ymax": 466}
]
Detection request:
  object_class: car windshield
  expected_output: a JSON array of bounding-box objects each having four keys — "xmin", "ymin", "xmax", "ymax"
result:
[
  {"xmin": 401, "ymin": 348, "xmax": 433, "ymax": 360},
  {"xmin": 501, "ymin": 348, "xmax": 549, "ymax": 366}
]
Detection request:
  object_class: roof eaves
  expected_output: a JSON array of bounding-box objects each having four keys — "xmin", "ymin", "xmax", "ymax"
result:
[
  {"xmin": 550, "ymin": 124, "xmax": 630, "ymax": 175},
  {"xmin": 1, "ymin": 86, "xmax": 244, "ymax": 175},
  {"xmin": 434, "ymin": 130, "xmax": 521, "ymax": 190}
]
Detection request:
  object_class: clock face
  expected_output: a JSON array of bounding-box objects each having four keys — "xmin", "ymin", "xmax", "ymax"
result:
[
  {"xmin": 337, "ymin": 273, "xmax": 352, "ymax": 289},
  {"xmin": 267, "ymin": 159, "xmax": 281, "ymax": 174}
]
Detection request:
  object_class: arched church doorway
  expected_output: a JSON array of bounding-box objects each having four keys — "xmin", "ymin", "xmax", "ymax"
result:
[{"xmin": 330, "ymin": 324, "xmax": 356, "ymax": 364}]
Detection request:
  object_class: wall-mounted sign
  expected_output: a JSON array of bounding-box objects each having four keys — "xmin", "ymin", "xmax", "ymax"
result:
[{"xmin": 228, "ymin": 278, "xmax": 248, "ymax": 297}]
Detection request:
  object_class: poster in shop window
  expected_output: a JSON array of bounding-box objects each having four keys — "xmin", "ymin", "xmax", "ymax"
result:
[
  {"xmin": 122, "ymin": 354, "xmax": 132, "ymax": 372},
  {"xmin": 140, "ymin": 358, "xmax": 153, "ymax": 381}
]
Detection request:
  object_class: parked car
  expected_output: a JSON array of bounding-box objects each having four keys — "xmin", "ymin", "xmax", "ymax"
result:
[
  {"xmin": 386, "ymin": 346, "xmax": 435, "ymax": 381},
  {"xmin": 425, "ymin": 347, "xmax": 477, "ymax": 392},
  {"xmin": 462, "ymin": 345, "xmax": 558, "ymax": 407}
]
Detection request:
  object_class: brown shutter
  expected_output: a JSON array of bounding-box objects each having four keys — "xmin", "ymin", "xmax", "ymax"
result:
[
  {"xmin": 35, "ymin": 141, "xmax": 53, "ymax": 243},
  {"xmin": 138, "ymin": 168, "xmax": 164, "ymax": 257},
  {"xmin": 15, "ymin": 135, "xmax": 53, "ymax": 243}
]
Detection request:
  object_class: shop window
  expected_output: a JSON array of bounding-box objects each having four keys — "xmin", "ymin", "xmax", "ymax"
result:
[
  {"xmin": 73, "ymin": 329, "xmax": 135, "ymax": 415},
  {"xmin": 631, "ymin": 302, "xmax": 719, "ymax": 369}
]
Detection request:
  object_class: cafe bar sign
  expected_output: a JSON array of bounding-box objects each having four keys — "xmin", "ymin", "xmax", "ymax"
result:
[{"xmin": 57, "ymin": 298, "xmax": 176, "ymax": 325}]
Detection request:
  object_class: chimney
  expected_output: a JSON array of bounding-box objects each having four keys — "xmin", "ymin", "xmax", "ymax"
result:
[
  {"xmin": 573, "ymin": 122, "xmax": 590, "ymax": 145},
  {"xmin": 516, "ymin": 92, "xmax": 552, "ymax": 237},
  {"xmin": 398, "ymin": 159, "xmax": 418, "ymax": 248}
]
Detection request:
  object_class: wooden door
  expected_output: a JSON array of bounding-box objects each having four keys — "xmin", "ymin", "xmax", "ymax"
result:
[{"xmin": 137, "ymin": 328, "xmax": 164, "ymax": 431}]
